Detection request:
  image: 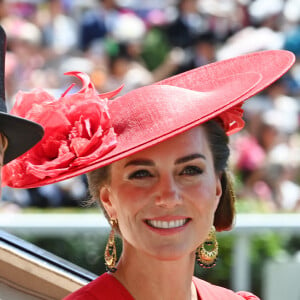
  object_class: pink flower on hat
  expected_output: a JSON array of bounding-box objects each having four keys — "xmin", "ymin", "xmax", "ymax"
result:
[{"xmin": 3, "ymin": 72, "xmax": 120, "ymax": 188}]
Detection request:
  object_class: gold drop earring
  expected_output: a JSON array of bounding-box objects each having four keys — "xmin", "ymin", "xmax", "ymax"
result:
[
  {"xmin": 196, "ymin": 225, "xmax": 218, "ymax": 268},
  {"xmin": 104, "ymin": 218, "xmax": 118, "ymax": 272}
]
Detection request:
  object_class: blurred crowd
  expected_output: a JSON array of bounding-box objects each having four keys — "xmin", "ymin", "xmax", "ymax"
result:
[{"xmin": 0, "ymin": 0, "xmax": 300, "ymax": 213}]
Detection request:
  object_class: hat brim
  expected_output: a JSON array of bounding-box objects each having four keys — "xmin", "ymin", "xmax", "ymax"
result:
[
  {"xmin": 0, "ymin": 112, "xmax": 44, "ymax": 164},
  {"xmin": 156, "ymin": 50, "xmax": 294, "ymax": 97},
  {"xmin": 5, "ymin": 50, "xmax": 295, "ymax": 188}
]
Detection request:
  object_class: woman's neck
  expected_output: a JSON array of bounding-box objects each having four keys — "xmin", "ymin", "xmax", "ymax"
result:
[{"xmin": 112, "ymin": 244, "xmax": 198, "ymax": 300}]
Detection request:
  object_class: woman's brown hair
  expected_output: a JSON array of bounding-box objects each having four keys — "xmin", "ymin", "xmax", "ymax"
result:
[{"xmin": 202, "ymin": 120, "xmax": 235, "ymax": 231}]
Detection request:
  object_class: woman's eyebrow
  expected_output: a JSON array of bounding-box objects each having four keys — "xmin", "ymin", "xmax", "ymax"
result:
[
  {"xmin": 124, "ymin": 159, "xmax": 154, "ymax": 168},
  {"xmin": 175, "ymin": 153, "xmax": 206, "ymax": 164},
  {"xmin": 124, "ymin": 154, "xmax": 205, "ymax": 168}
]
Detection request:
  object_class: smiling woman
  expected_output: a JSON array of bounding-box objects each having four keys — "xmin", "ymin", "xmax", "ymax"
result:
[
  {"xmin": 99, "ymin": 126, "xmax": 221, "ymax": 267},
  {"xmin": 3, "ymin": 50, "xmax": 295, "ymax": 299}
]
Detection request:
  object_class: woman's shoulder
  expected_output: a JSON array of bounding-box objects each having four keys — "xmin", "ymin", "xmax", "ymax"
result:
[
  {"xmin": 192, "ymin": 277, "xmax": 260, "ymax": 300},
  {"xmin": 63, "ymin": 273, "xmax": 134, "ymax": 300}
]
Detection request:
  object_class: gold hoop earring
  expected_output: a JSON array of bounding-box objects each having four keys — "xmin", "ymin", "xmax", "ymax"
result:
[
  {"xmin": 104, "ymin": 218, "xmax": 118, "ymax": 273},
  {"xmin": 196, "ymin": 226, "xmax": 218, "ymax": 269}
]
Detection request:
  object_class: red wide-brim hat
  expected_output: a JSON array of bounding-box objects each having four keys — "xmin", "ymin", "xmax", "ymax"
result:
[{"xmin": 2, "ymin": 50, "xmax": 295, "ymax": 188}]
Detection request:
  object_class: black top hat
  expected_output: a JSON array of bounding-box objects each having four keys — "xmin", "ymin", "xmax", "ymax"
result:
[{"xmin": 0, "ymin": 26, "xmax": 44, "ymax": 164}]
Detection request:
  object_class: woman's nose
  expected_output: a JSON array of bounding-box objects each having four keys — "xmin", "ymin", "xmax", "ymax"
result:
[{"xmin": 155, "ymin": 175, "xmax": 182, "ymax": 208}]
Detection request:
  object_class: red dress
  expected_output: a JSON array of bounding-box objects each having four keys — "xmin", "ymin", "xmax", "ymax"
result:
[{"xmin": 63, "ymin": 273, "xmax": 260, "ymax": 299}]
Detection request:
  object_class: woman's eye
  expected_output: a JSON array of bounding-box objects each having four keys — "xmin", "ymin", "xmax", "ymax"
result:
[
  {"xmin": 180, "ymin": 166, "xmax": 203, "ymax": 176},
  {"xmin": 128, "ymin": 169, "xmax": 153, "ymax": 179}
]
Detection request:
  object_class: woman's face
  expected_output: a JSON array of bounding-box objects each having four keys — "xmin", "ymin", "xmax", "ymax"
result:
[{"xmin": 100, "ymin": 126, "xmax": 222, "ymax": 260}]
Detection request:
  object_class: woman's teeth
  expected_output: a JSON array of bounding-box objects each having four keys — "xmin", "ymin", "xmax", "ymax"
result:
[{"xmin": 146, "ymin": 219, "xmax": 188, "ymax": 229}]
